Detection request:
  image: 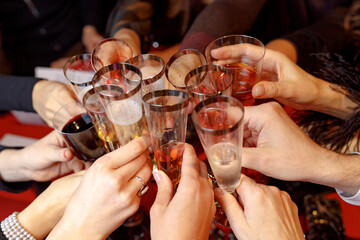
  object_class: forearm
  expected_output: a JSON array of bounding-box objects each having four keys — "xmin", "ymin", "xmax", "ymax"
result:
[
  {"xmin": 0, "ymin": 149, "xmax": 30, "ymax": 182},
  {"xmin": 308, "ymin": 79, "xmax": 357, "ymax": 119},
  {"xmin": 309, "ymin": 148, "xmax": 360, "ymax": 196},
  {"xmin": 17, "ymin": 187, "xmax": 68, "ymax": 239}
]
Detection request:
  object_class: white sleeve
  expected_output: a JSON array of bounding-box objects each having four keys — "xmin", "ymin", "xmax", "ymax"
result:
[
  {"xmin": 335, "ymin": 152, "xmax": 360, "ymax": 206},
  {"xmin": 336, "ymin": 188, "xmax": 360, "ymax": 206}
]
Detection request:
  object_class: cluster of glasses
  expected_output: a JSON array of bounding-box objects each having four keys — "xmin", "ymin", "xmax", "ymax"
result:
[{"xmin": 52, "ymin": 35, "xmax": 265, "ymax": 238}]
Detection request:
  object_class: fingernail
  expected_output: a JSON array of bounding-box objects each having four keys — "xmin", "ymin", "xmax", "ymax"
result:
[
  {"xmin": 64, "ymin": 150, "xmax": 72, "ymax": 159},
  {"xmin": 152, "ymin": 169, "xmax": 162, "ymax": 184},
  {"xmin": 253, "ymin": 84, "xmax": 265, "ymax": 98}
]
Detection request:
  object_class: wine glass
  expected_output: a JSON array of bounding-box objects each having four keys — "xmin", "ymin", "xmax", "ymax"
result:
[
  {"xmin": 142, "ymin": 89, "xmax": 189, "ymax": 190},
  {"xmin": 191, "ymin": 95, "xmax": 244, "ymax": 237},
  {"xmin": 82, "ymin": 87, "xmax": 121, "ymax": 152},
  {"xmin": 92, "ymin": 63, "xmax": 145, "ymax": 146},
  {"xmin": 63, "ymin": 54, "xmax": 95, "ymax": 101},
  {"xmin": 91, "ymin": 38, "xmax": 133, "ymax": 72},
  {"xmin": 165, "ymin": 49, "xmax": 207, "ymax": 90},
  {"xmin": 52, "ymin": 101, "xmax": 106, "ymax": 162},
  {"xmin": 126, "ymin": 54, "xmax": 167, "ymax": 96},
  {"xmin": 185, "ymin": 64, "xmax": 233, "ymax": 112},
  {"xmin": 205, "ymin": 35, "xmax": 265, "ymax": 106}
]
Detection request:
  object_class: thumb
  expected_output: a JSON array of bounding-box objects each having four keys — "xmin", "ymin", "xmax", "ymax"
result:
[
  {"xmin": 214, "ymin": 188, "xmax": 247, "ymax": 236},
  {"xmin": 252, "ymin": 81, "xmax": 288, "ymax": 99},
  {"xmin": 242, "ymin": 147, "xmax": 263, "ymax": 170},
  {"xmin": 47, "ymin": 146, "xmax": 74, "ymax": 164},
  {"xmin": 150, "ymin": 169, "xmax": 173, "ymax": 216}
]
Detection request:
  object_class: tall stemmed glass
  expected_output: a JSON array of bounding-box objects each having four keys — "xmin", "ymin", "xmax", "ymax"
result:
[
  {"xmin": 91, "ymin": 38, "xmax": 133, "ymax": 72},
  {"xmin": 142, "ymin": 90, "xmax": 189, "ymax": 190},
  {"xmin": 205, "ymin": 35, "xmax": 265, "ymax": 106},
  {"xmin": 185, "ymin": 64, "xmax": 233, "ymax": 111},
  {"xmin": 192, "ymin": 96, "xmax": 244, "ymax": 237},
  {"xmin": 165, "ymin": 49, "xmax": 207, "ymax": 90},
  {"xmin": 126, "ymin": 54, "xmax": 167, "ymax": 96},
  {"xmin": 63, "ymin": 54, "xmax": 95, "ymax": 101},
  {"xmin": 92, "ymin": 63, "xmax": 144, "ymax": 146},
  {"xmin": 83, "ymin": 87, "xmax": 121, "ymax": 152}
]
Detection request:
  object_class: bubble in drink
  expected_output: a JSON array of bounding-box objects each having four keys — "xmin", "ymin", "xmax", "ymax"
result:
[
  {"xmin": 106, "ymin": 99, "xmax": 143, "ymax": 145},
  {"xmin": 207, "ymin": 142, "xmax": 241, "ymax": 192}
]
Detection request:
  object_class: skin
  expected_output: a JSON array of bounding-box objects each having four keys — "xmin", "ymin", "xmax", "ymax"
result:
[
  {"xmin": 32, "ymin": 80, "xmax": 78, "ymax": 126},
  {"xmin": 0, "ymin": 130, "xmax": 86, "ymax": 182},
  {"xmin": 150, "ymin": 144, "xmax": 216, "ymax": 240},
  {"xmin": 242, "ymin": 102, "xmax": 360, "ymax": 196},
  {"xmin": 210, "ymin": 44, "xmax": 357, "ymax": 120},
  {"xmin": 215, "ymin": 174, "xmax": 304, "ymax": 240},
  {"xmin": 47, "ymin": 136, "xmax": 152, "ymax": 240}
]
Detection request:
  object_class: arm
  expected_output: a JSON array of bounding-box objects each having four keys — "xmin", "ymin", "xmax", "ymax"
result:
[
  {"xmin": 242, "ymin": 102, "xmax": 360, "ymax": 198},
  {"xmin": 180, "ymin": 0, "xmax": 266, "ymax": 53},
  {"xmin": 106, "ymin": 0, "xmax": 153, "ymax": 55},
  {"xmin": 0, "ymin": 172, "xmax": 84, "ymax": 240},
  {"xmin": 150, "ymin": 144, "xmax": 215, "ymax": 240}
]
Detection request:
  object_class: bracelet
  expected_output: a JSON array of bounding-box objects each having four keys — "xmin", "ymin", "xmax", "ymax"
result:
[{"xmin": 0, "ymin": 212, "xmax": 36, "ymax": 240}]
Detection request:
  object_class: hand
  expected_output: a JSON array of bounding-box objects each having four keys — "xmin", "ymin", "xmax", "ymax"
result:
[
  {"xmin": 0, "ymin": 131, "xmax": 87, "ymax": 182},
  {"xmin": 210, "ymin": 44, "xmax": 356, "ymax": 119},
  {"xmin": 17, "ymin": 171, "xmax": 85, "ymax": 239},
  {"xmin": 215, "ymin": 174, "xmax": 304, "ymax": 240},
  {"xmin": 243, "ymin": 102, "xmax": 360, "ymax": 195},
  {"xmin": 242, "ymin": 102, "xmax": 327, "ymax": 183},
  {"xmin": 47, "ymin": 136, "xmax": 152, "ymax": 240},
  {"xmin": 82, "ymin": 25, "xmax": 104, "ymax": 53},
  {"xmin": 150, "ymin": 144, "xmax": 215, "ymax": 240},
  {"xmin": 32, "ymin": 80, "xmax": 78, "ymax": 125}
]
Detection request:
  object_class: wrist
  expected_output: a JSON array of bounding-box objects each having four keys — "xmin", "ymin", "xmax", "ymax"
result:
[
  {"xmin": 0, "ymin": 149, "xmax": 30, "ymax": 182},
  {"xmin": 309, "ymin": 149, "xmax": 360, "ymax": 195},
  {"xmin": 309, "ymin": 79, "xmax": 357, "ymax": 119}
]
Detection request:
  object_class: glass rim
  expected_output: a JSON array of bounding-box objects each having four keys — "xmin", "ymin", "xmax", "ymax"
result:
[
  {"xmin": 52, "ymin": 101, "xmax": 92, "ymax": 135},
  {"xmin": 192, "ymin": 95, "xmax": 244, "ymax": 135},
  {"xmin": 126, "ymin": 54, "xmax": 165, "ymax": 85},
  {"xmin": 206, "ymin": 34, "xmax": 266, "ymax": 63},
  {"xmin": 96, "ymin": 83, "xmax": 141, "ymax": 101},
  {"xmin": 91, "ymin": 62, "xmax": 142, "ymax": 87},
  {"xmin": 142, "ymin": 89, "xmax": 189, "ymax": 112},
  {"xmin": 185, "ymin": 64, "xmax": 233, "ymax": 98},
  {"xmin": 82, "ymin": 87, "xmax": 105, "ymax": 114},
  {"xmin": 91, "ymin": 37, "xmax": 134, "ymax": 72},
  {"xmin": 165, "ymin": 48, "xmax": 206, "ymax": 90},
  {"xmin": 63, "ymin": 53, "xmax": 93, "ymax": 87}
]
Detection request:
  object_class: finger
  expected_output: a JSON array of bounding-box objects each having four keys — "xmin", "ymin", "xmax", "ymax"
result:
[
  {"xmin": 115, "ymin": 151, "xmax": 149, "ymax": 180},
  {"xmin": 125, "ymin": 158, "xmax": 152, "ymax": 196},
  {"xmin": 98, "ymin": 135, "xmax": 151, "ymax": 169},
  {"xmin": 214, "ymin": 188, "xmax": 248, "ymax": 235},
  {"xmin": 150, "ymin": 169, "xmax": 173, "ymax": 217},
  {"xmin": 210, "ymin": 43, "xmax": 265, "ymax": 63},
  {"xmin": 252, "ymin": 81, "xmax": 293, "ymax": 99},
  {"xmin": 235, "ymin": 174, "xmax": 258, "ymax": 207},
  {"xmin": 181, "ymin": 144, "xmax": 200, "ymax": 180},
  {"xmin": 66, "ymin": 159, "xmax": 86, "ymax": 172}
]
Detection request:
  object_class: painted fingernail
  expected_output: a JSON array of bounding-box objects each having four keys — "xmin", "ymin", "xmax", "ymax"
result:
[{"xmin": 152, "ymin": 169, "xmax": 162, "ymax": 184}]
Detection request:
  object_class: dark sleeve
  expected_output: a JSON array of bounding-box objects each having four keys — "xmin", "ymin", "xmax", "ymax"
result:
[
  {"xmin": 0, "ymin": 74, "xmax": 41, "ymax": 112},
  {"xmin": 180, "ymin": 0, "xmax": 267, "ymax": 53},
  {"xmin": 0, "ymin": 227, "xmax": 7, "ymax": 240},
  {"xmin": 0, "ymin": 146, "xmax": 33, "ymax": 193},
  {"xmin": 78, "ymin": 0, "xmax": 104, "ymax": 30},
  {"xmin": 280, "ymin": 7, "xmax": 350, "ymax": 72},
  {"xmin": 106, "ymin": 0, "xmax": 154, "ymax": 52}
]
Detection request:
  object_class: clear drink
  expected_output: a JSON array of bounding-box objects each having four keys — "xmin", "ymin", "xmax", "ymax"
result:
[
  {"xmin": 207, "ymin": 142, "xmax": 241, "ymax": 192},
  {"xmin": 106, "ymin": 99, "xmax": 143, "ymax": 145}
]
